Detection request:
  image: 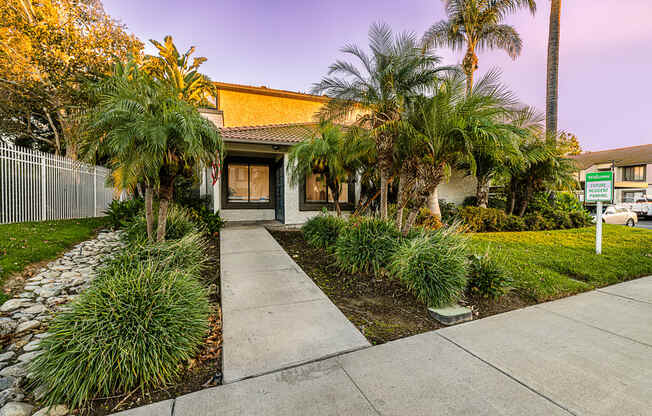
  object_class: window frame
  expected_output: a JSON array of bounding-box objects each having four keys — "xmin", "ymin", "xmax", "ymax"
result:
[
  {"xmin": 221, "ymin": 156, "xmax": 275, "ymax": 210},
  {"xmin": 299, "ymin": 173, "xmax": 356, "ymax": 212},
  {"xmin": 622, "ymin": 165, "xmax": 646, "ymax": 182}
]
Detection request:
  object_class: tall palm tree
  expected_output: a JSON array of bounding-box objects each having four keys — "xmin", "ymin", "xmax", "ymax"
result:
[
  {"xmin": 546, "ymin": 0, "xmax": 561, "ymax": 138},
  {"xmin": 287, "ymin": 123, "xmax": 365, "ymax": 216},
  {"xmin": 313, "ymin": 22, "xmax": 449, "ymax": 219},
  {"xmin": 82, "ymin": 59, "xmax": 224, "ymax": 241},
  {"xmin": 422, "ymin": 0, "xmax": 537, "ymax": 93},
  {"xmin": 142, "ymin": 35, "xmax": 215, "ymax": 107}
]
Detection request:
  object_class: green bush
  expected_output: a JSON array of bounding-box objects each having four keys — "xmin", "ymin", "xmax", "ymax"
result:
[
  {"xmin": 467, "ymin": 251, "xmax": 512, "ymax": 299},
  {"xmin": 523, "ymin": 212, "xmax": 554, "ymax": 231},
  {"xmin": 438, "ymin": 199, "xmax": 458, "ymax": 223},
  {"xmin": 188, "ymin": 206, "xmax": 225, "ymax": 236},
  {"xmin": 104, "ymin": 198, "xmax": 144, "ymax": 229},
  {"xmin": 125, "ymin": 204, "xmax": 198, "ymax": 242},
  {"xmin": 29, "ymin": 258, "xmax": 210, "ymax": 408},
  {"xmin": 302, "ymin": 214, "xmax": 347, "ymax": 249},
  {"xmin": 458, "ymin": 207, "xmax": 508, "ymax": 232},
  {"xmin": 334, "ymin": 217, "xmax": 401, "ymax": 273},
  {"xmin": 390, "ymin": 229, "xmax": 468, "ymax": 307},
  {"xmin": 569, "ymin": 210, "xmax": 593, "ymax": 228},
  {"xmin": 503, "ymin": 215, "xmax": 525, "ymax": 231}
]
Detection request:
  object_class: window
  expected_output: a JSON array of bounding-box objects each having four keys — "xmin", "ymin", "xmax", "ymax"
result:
[
  {"xmin": 300, "ymin": 173, "xmax": 355, "ymax": 211},
  {"xmin": 623, "ymin": 165, "xmax": 646, "ymax": 182},
  {"xmin": 222, "ymin": 158, "xmax": 273, "ymax": 208},
  {"xmin": 623, "ymin": 191, "xmax": 647, "ymax": 203}
]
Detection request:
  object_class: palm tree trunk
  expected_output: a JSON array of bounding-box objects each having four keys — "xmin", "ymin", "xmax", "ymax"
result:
[
  {"xmin": 396, "ymin": 170, "xmax": 406, "ymax": 230},
  {"xmin": 380, "ymin": 175, "xmax": 389, "ymax": 219},
  {"xmin": 476, "ymin": 176, "xmax": 490, "ymax": 208},
  {"xmin": 517, "ymin": 184, "xmax": 534, "ymax": 217},
  {"xmin": 427, "ymin": 188, "xmax": 441, "ymax": 218},
  {"xmin": 156, "ymin": 180, "xmax": 175, "ymax": 242},
  {"xmin": 463, "ymin": 44, "xmax": 478, "ymax": 94},
  {"xmin": 145, "ymin": 185, "xmax": 154, "ymax": 241},
  {"xmin": 546, "ymin": 0, "xmax": 561, "ymax": 140}
]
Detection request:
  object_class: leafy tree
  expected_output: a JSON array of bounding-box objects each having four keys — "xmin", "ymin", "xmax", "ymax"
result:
[
  {"xmin": 287, "ymin": 123, "xmax": 366, "ymax": 216},
  {"xmin": 0, "ymin": 0, "xmax": 142, "ymax": 157},
  {"xmin": 313, "ymin": 22, "xmax": 449, "ymax": 219},
  {"xmin": 558, "ymin": 131, "xmax": 581, "ymax": 155},
  {"xmin": 422, "ymin": 0, "xmax": 536, "ymax": 93},
  {"xmin": 546, "ymin": 0, "xmax": 561, "ymax": 138},
  {"xmin": 81, "ymin": 60, "xmax": 223, "ymax": 241},
  {"xmin": 142, "ymin": 35, "xmax": 215, "ymax": 106}
]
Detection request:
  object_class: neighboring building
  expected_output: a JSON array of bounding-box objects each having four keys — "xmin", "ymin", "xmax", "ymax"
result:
[
  {"xmin": 199, "ymin": 82, "xmax": 475, "ymax": 224},
  {"xmin": 571, "ymin": 144, "xmax": 652, "ymax": 204}
]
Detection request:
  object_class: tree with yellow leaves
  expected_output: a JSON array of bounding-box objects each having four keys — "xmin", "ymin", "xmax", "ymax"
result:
[{"xmin": 0, "ymin": 0, "xmax": 142, "ymax": 157}]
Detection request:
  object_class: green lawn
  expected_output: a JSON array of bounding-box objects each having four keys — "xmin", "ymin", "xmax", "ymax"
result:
[
  {"xmin": 0, "ymin": 218, "xmax": 109, "ymax": 302},
  {"xmin": 470, "ymin": 225, "xmax": 652, "ymax": 302}
]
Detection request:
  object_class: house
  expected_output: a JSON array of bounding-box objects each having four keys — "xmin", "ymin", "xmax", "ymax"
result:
[
  {"xmin": 199, "ymin": 82, "xmax": 475, "ymax": 224},
  {"xmin": 571, "ymin": 144, "xmax": 652, "ymax": 204}
]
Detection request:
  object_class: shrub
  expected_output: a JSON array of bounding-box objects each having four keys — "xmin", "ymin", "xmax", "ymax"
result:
[
  {"xmin": 415, "ymin": 207, "xmax": 444, "ymax": 231},
  {"xmin": 504, "ymin": 215, "xmax": 525, "ymax": 231},
  {"xmin": 103, "ymin": 198, "xmax": 144, "ymax": 229},
  {"xmin": 569, "ymin": 210, "xmax": 593, "ymax": 228},
  {"xmin": 302, "ymin": 214, "xmax": 347, "ymax": 249},
  {"xmin": 438, "ymin": 199, "xmax": 458, "ymax": 223},
  {"xmin": 523, "ymin": 212, "xmax": 553, "ymax": 231},
  {"xmin": 334, "ymin": 217, "xmax": 401, "ymax": 273},
  {"xmin": 29, "ymin": 261, "xmax": 210, "ymax": 409},
  {"xmin": 188, "ymin": 206, "xmax": 225, "ymax": 236},
  {"xmin": 467, "ymin": 251, "xmax": 512, "ymax": 300},
  {"xmin": 458, "ymin": 207, "xmax": 508, "ymax": 232},
  {"xmin": 125, "ymin": 204, "xmax": 198, "ymax": 242},
  {"xmin": 390, "ymin": 229, "xmax": 468, "ymax": 307}
]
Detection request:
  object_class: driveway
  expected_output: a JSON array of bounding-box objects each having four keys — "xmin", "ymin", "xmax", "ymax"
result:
[
  {"xmin": 636, "ymin": 219, "xmax": 652, "ymax": 229},
  {"xmin": 118, "ymin": 276, "xmax": 652, "ymax": 416}
]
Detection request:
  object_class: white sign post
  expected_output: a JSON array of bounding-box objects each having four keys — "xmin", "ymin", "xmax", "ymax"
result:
[{"xmin": 585, "ymin": 172, "xmax": 614, "ymax": 255}]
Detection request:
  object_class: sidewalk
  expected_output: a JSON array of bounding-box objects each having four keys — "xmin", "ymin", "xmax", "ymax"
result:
[
  {"xmin": 218, "ymin": 225, "xmax": 369, "ymax": 383},
  {"xmin": 117, "ymin": 276, "xmax": 652, "ymax": 416}
]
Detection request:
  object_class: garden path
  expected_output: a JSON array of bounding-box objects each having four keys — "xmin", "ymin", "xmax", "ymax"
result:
[
  {"xmin": 117, "ymin": 276, "xmax": 652, "ymax": 416},
  {"xmin": 218, "ymin": 225, "xmax": 369, "ymax": 383}
]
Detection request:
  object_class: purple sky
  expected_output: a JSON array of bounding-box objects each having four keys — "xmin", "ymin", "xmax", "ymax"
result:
[{"xmin": 103, "ymin": 0, "xmax": 652, "ymax": 151}]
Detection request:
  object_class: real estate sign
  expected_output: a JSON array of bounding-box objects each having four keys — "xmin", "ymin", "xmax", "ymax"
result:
[{"xmin": 585, "ymin": 171, "xmax": 613, "ymax": 203}]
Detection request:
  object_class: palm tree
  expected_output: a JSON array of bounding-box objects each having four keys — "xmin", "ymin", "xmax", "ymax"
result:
[
  {"xmin": 82, "ymin": 59, "xmax": 224, "ymax": 241},
  {"xmin": 422, "ymin": 0, "xmax": 537, "ymax": 93},
  {"xmin": 390, "ymin": 71, "xmax": 520, "ymax": 233},
  {"xmin": 312, "ymin": 22, "xmax": 449, "ymax": 219},
  {"xmin": 142, "ymin": 35, "xmax": 215, "ymax": 106},
  {"xmin": 546, "ymin": 0, "xmax": 561, "ymax": 138},
  {"xmin": 287, "ymin": 123, "xmax": 364, "ymax": 216}
]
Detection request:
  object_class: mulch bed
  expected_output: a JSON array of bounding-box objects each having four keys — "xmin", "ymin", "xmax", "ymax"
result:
[
  {"xmin": 268, "ymin": 229, "xmax": 535, "ymax": 345},
  {"xmin": 88, "ymin": 237, "xmax": 223, "ymax": 416}
]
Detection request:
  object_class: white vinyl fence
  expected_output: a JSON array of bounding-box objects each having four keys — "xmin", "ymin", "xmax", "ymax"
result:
[{"xmin": 0, "ymin": 142, "xmax": 115, "ymax": 224}]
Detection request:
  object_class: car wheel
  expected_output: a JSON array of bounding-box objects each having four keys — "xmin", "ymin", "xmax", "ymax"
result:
[{"xmin": 626, "ymin": 219, "xmax": 635, "ymax": 227}]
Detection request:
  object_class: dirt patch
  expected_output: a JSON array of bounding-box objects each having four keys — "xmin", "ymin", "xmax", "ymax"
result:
[
  {"xmin": 85, "ymin": 238, "xmax": 223, "ymax": 416},
  {"xmin": 269, "ymin": 229, "xmax": 536, "ymax": 345}
]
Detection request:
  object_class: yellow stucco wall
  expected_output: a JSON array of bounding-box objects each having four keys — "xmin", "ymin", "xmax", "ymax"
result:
[{"xmin": 219, "ymin": 89, "xmax": 327, "ymax": 127}]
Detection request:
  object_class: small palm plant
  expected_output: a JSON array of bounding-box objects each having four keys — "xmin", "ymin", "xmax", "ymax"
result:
[
  {"xmin": 82, "ymin": 59, "xmax": 224, "ymax": 241},
  {"xmin": 422, "ymin": 0, "xmax": 537, "ymax": 93}
]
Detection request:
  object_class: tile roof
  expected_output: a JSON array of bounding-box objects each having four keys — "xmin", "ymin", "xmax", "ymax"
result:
[
  {"xmin": 218, "ymin": 123, "xmax": 319, "ymax": 145},
  {"xmin": 570, "ymin": 144, "xmax": 652, "ymax": 169}
]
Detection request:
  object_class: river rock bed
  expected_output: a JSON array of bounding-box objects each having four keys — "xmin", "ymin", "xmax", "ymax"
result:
[{"xmin": 0, "ymin": 230, "xmax": 124, "ymax": 416}]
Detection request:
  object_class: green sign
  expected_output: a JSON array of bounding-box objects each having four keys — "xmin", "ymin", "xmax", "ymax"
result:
[{"xmin": 585, "ymin": 171, "xmax": 613, "ymax": 202}]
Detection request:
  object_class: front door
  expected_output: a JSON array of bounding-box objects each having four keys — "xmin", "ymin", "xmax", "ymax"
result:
[{"xmin": 275, "ymin": 160, "xmax": 285, "ymax": 223}]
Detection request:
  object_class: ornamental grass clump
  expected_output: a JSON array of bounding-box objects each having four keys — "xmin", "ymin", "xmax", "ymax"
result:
[
  {"xmin": 29, "ymin": 260, "xmax": 210, "ymax": 409},
  {"xmin": 390, "ymin": 228, "xmax": 468, "ymax": 307},
  {"xmin": 302, "ymin": 214, "xmax": 347, "ymax": 249},
  {"xmin": 334, "ymin": 217, "xmax": 401, "ymax": 274},
  {"xmin": 467, "ymin": 250, "xmax": 513, "ymax": 299}
]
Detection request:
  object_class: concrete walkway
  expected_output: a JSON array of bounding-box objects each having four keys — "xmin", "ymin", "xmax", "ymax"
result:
[
  {"xmin": 117, "ymin": 276, "xmax": 652, "ymax": 416},
  {"xmin": 218, "ymin": 225, "xmax": 369, "ymax": 383}
]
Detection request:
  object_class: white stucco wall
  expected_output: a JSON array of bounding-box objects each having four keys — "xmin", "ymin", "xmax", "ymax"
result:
[{"xmin": 437, "ymin": 170, "xmax": 477, "ymax": 205}]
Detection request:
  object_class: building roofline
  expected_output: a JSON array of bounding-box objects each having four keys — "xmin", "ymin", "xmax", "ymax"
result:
[{"xmin": 213, "ymin": 81, "xmax": 330, "ymax": 103}]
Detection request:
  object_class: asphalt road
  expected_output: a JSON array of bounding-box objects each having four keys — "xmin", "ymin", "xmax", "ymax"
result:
[{"xmin": 637, "ymin": 219, "xmax": 652, "ymax": 229}]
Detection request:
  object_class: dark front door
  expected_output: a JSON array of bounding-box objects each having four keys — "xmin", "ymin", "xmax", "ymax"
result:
[{"xmin": 275, "ymin": 160, "xmax": 285, "ymax": 223}]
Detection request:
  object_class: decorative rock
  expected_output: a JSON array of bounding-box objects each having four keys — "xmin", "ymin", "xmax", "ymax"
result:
[
  {"xmin": 428, "ymin": 305, "xmax": 473, "ymax": 325},
  {"xmin": 0, "ymin": 402, "xmax": 34, "ymax": 416},
  {"xmin": 22, "ymin": 340, "xmax": 40, "ymax": 352},
  {"xmin": 32, "ymin": 405, "xmax": 69, "ymax": 416},
  {"xmin": 0, "ymin": 377, "xmax": 16, "ymax": 391},
  {"xmin": 17, "ymin": 350, "xmax": 41, "ymax": 363},
  {"xmin": 59, "ymin": 271, "xmax": 81, "ymax": 279},
  {"xmin": 0, "ymin": 364, "xmax": 25, "ymax": 378},
  {"xmin": 22, "ymin": 304, "xmax": 46, "ymax": 315},
  {"xmin": 0, "ymin": 320, "xmax": 17, "ymax": 338},
  {"xmin": 0, "ymin": 353, "xmax": 15, "ymax": 363},
  {"xmin": 0, "ymin": 301, "xmax": 26, "ymax": 314},
  {"xmin": 34, "ymin": 333, "xmax": 50, "ymax": 340},
  {"xmin": 0, "ymin": 390, "xmax": 24, "ymax": 408},
  {"xmin": 15, "ymin": 320, "xmax": 39, "ymax": 334}
]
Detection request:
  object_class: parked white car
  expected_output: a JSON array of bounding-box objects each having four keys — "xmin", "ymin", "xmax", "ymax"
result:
[{"xmin": 600, "ymin": 205, "xmax": 638, "ymax": 227}]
